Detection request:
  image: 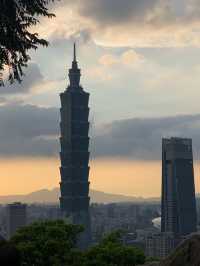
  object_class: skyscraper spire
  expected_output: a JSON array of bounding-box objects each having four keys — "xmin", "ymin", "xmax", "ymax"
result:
[
  {"xmin": 73, "ymin": 42, "xmax": 77, "ymax": 62},
  {"xmin": 72, "ymin": 42, "xmax": 78, "ymax": 69},
  {"xmin": 68, "ymin": 43, "xmax": 81, "ymax": 89}
]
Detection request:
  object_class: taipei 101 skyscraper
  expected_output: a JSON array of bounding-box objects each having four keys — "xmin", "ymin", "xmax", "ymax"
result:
[{"xmin": 59, "ymin": 44, "xmax": 91, "ymax": 247}]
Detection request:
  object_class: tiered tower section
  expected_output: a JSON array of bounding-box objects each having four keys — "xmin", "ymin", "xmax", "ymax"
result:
[{"xmin": 59, "ymin": 44, "xmax": 91, "ymax": 246}]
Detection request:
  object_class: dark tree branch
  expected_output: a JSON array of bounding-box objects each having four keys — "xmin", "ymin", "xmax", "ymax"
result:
[{"xmin": 0, "ymin": 0, "xmax": 58, "ymax": 85}]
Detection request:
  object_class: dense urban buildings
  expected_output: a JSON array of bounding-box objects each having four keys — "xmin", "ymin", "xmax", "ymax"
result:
[
  {"xmin": 0, "ymin": 201, "xmax": 162, "ymax": 254},
  {"xmin": 145, "ymin": 232, "xmax": 179, "ymax": 258},
  {"xmin": 6, "ymin": 202, "xmax": 27, "ymax": 239},
  {"xmin": 161, "ymin": 137, "xmax": 197, "ymax": 236},
  {"xmin": 91, "ymin": 203, "xmax": 159, "ymax": 242},
  {"xmin": 59, "ymin": 44, "xmax": 91, "ymax": 247}
]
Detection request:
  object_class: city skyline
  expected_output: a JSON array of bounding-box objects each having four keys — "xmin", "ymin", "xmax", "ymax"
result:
[
  {"xmin": 1, "ymin": 1, "xmax": 200, "ymax": 197},
  {"xmin": 1, "ymin": 1, "xmax": 200, "ymax": 264}
]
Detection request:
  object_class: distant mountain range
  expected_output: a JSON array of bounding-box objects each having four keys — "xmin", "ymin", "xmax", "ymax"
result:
[{"xmin": 0, "ymin": 188, "xmax": 160, "ymax": 204}]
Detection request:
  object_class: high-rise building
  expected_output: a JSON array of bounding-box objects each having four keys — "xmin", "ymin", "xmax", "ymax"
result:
[
  {"xmin": 161, "ymin": 137, "xmax": 197, "ymax": 236},
  {"xmin": 59, "ymin": 44, "xmax": 91, "ymax": 247},
  {"xmin": 6, "ymin": 202, "xmax": 27, "ymax": 239}
]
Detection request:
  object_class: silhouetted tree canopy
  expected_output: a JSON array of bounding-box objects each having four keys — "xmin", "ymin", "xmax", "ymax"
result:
[
  {"xmin": 5, "ymin": 222, "xmax": 146, "ymax": 266},
  {"xmin": 0, "ymin": 240, "xmax": 21, "ymax": 266},
  {"xmin": 82, "ymin": 231, "xmax": 146, "ymax": 266},
  {"xmin": 0, "ymin": 0, "xmax": 58, "ymax": 85},
  {"xmin": 10, "ymin": 220, "xmax": 83, "ymax": 266}
]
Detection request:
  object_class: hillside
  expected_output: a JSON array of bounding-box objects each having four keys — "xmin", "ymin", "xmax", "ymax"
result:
[
  {"xmin": 145, "ymin": 234, "xmax": 200, "ymax": 266},
  {"xmin": 161, "ymin": 234, "xmax": 200, "ymax": 266},
  {"xmin": 0, "ymin": 188, "xmax": 158, "ymax": 204}
]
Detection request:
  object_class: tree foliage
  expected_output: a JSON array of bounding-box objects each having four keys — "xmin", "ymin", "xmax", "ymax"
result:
[
  {"xmin": 1, "ymin": 222, "xmax": 146, "ymax": 266},
  {"xmin": 10, "ymin": 220, "xmax": 83, "ymax": 266},
  {"xmin": 0, "ymin": 0, "xmax": 58, "ymax": 85},
  {"xmin": 0, "ymin": 240, "xmax": 21, "ymax": 266},
  {"xmin": 82, "ymin": 231, "xmax": 145, "ymax": 266}
]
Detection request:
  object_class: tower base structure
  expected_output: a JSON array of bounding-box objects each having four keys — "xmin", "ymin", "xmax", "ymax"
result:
[{"xmin": 62, "ymin": 210, "xmax": 92, "ymax": 249}]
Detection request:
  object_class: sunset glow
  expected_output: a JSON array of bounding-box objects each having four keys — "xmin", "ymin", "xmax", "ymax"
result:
[{"xmin": 0, "ymin": 158, "xmax": 199, "ymax": 198}]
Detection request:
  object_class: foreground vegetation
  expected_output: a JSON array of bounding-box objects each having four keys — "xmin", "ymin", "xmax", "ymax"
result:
[
  {"xmin": 0, "ymin": 0, "xmax": 59, "ymax": 85},
  {"xmin": 0, "ymin": 220, "xmax": 146, "ymax": 266}
]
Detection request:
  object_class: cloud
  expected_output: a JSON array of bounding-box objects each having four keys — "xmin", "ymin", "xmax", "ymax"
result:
[
  {"xmin": 85, "ymin": 66, "xmax": 113, "ymax": 81},
  {"xmin": 77, "ymin": 0, "xmax": 161, "ymax": 25},
  {"xmin": 36, "ymin": 0, "xmax": 200, "ymax": 47},
  {"xmin": 0, "ymin": 97, "xmax": 7, "ymax": 105},
  {"xmin": 74, "ymin": 0, "xmax": 200, "ymax": 28},
  {"xmin": 92, "ymin": 114, "xmax": 200, "ymax": 160},
  {"xmin": 0, "ymin": 64, "xmax": 44, "ymax": 95},
  {"xmin": 0, "ymin": 103, "xmax": 200, "ymax": 160},
  {"xmin": 99, "ymin": 54, "xmax": 119, "ymax": 66},
  {"xmin": 99, "ymin": 50, "xmax": 144, "ymax": 66},
  {"xmin": 0, "ymin": 104, "xmax": 59, "ymax": 157}
]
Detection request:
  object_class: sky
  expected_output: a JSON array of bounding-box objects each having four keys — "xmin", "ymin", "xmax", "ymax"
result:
[{"xmin": 1, "ymin": 0, "xmax": 200, "ymax": 197}]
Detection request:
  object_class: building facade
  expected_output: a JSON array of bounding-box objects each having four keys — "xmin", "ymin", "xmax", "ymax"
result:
[
  {"xmin": 145, "ymin": 233, "xmax": 180, "ymax": 258},
  {"xmin": 59, "ymin": 44, "xmax": 91, "ymax": 247},
  {"xmin": 161, "ymin": 137, "xmax": 197, "ymax": 236},
  {"xmin": 6, "ymin": 202, "xmax": 27, "ymax": 239}
]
